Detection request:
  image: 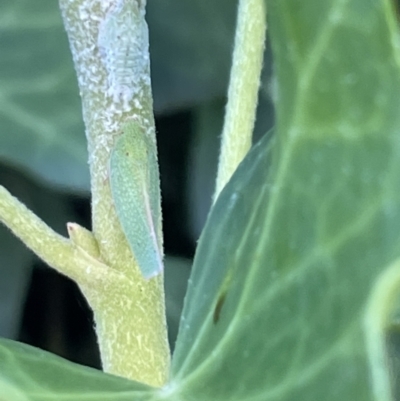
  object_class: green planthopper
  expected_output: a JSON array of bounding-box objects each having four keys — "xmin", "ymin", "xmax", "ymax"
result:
[{"xmin": 110, "ymin": 120, "xmax": 163, "ymax": 279}]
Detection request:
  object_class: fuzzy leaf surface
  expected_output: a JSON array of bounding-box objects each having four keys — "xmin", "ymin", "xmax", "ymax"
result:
[{"xmin": 171, "ymin": 0, "xmax": 400, "ymax": 400}]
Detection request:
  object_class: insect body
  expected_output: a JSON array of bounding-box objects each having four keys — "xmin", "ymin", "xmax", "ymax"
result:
[
  {"xmin": 110, "ymin": 120, "xmax": 163, "ymax": 279},
  {"xmin": 98, "ymin": 0, "xmax": 149, "ymax": 106}
]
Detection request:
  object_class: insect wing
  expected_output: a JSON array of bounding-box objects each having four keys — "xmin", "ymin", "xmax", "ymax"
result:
[{"xmin": 110, "ymin": 126, "xmax": 163, "ymax": 279}]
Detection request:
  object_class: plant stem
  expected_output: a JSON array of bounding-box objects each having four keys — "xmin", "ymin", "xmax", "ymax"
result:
[
  {"xmin": 58, "ymin": 0, "xmax": 169, "ymax": 386},
  {"xmin": 0, "ymin": 182, "xmax": 170, "ymax": 384},
  {"xmin": 214, "ymin": 0, "xmax": 267, "ymax": 200},
  {"xmin": 0, "ymin": 186, "xmax": 78, "ymax": 281},
  {"xmin": 364, "ymin": 258, "xmax": 400, "ymax": 400},
  {"xmin": 0, "ymin": 186, "xmax": 116, "ymax": 288}
]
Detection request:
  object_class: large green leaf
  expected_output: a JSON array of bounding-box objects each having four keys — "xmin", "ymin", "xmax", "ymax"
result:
[
  {"xmin": 171, "ymin": 0, "xmax": 400, "ymax": 400},
  {"xmin": 0, "ymin": 339, "xmax": 153, "ymax": 401}
]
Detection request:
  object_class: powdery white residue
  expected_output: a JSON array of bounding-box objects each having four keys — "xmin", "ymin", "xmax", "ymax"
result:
[
  {"xmin": 98, "ymin": 0, "xmax": 150, "ymax": 110},
  {"xmin": 60, "ymin": 0, "xmax": 150, "ymax": 128},
  {"xmin": 60, "ymin": 0, "xmax": 153, "ymax": 187},
  {"xmin": 61, "ymin": 1, "xmax": 114, "ymax": 116}
]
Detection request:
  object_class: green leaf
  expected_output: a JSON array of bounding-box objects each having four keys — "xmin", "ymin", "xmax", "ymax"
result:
[
  {"xmin": 0, "ymin": 339, "xmax": 153, "ymax": 401},
  {"xmin": 0, "ymin": 0, "xmax": 88, "ymax": 192},
  {"xmin": 171, "ymin": 0, "xmax": 400, "ymax": 400}
]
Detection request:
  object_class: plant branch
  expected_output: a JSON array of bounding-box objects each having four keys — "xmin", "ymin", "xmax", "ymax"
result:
[
  {"xmin": 214, "ymin": 0, "xmax": 267, "ymax": 200},
  {"xmin": 0, "ymin": 184, "xmax": 74, "ymax": 274},
  {"xmin": 58, "ymin": 0, "xmax": 169, "ymax": 386},
  {"xmin": 0, "ymin": 185, "xmax": 113, "ymax": 288}
]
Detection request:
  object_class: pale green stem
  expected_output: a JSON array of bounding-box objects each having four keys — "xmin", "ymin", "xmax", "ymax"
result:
[
  {"xmin": 214, "ymin": 0, "xmax": 267, "ymax": 200},
  {"xmin": 0, "ymin": 185, "xmax": 77, "ymax": 278},
  {"xmin": 0, "ymin": 186, "xmax": 116, "ymax": 289},
  {"xmin": 0, "ymin": 181, "xmax": 169, "ymax": 385},
  {"xmin": 364, "ymin": 258, "xmax": 400, "ymax": 401},
  {"xmin": 56, "ymin": 0, "xmax": 169, "ymax": 386}
]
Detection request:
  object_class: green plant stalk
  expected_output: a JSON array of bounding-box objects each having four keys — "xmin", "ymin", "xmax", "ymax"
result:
[
  {"xmin": 214, "ymin": 0, "xmax": 267, "ymax": 200},
  {"xmin": 0, "ymin": 179, "xmax": 169, "ymax": 385},
  {"xmin": 56, "ymin": 0, "xmax": 170, "ymax": 386},
  {"xmin": 0, "ymin": 186, "xmax": 111, "ymax": 288},
  {"xmin": 364, "ymin": 258, "xmax": 400, "ymax": 400}
]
